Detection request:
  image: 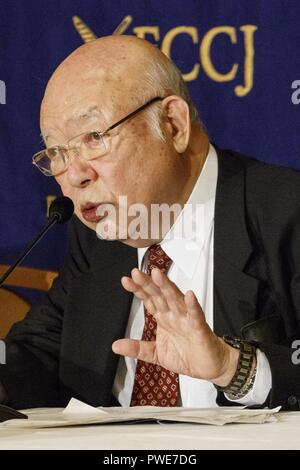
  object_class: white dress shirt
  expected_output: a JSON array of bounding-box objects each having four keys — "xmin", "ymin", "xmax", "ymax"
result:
[{"xmin": 113, "ymin": 144, "xmax": 272, "ymax": 407}]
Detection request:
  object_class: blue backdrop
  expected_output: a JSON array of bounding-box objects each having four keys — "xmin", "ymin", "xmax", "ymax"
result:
[{"xmin": 0, "ymin": 0, "xmax": 300, "ymax": 300}]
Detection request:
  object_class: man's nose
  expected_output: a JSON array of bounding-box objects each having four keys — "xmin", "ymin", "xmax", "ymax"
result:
[{"xmin": 66, "ymin": 151, "xmax": 97, "ymax": 188}]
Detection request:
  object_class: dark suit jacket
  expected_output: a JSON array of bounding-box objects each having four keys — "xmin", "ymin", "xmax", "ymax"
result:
[{"xmin": 2, "ymin": 148, "xmax": 300, "ymax": 410}]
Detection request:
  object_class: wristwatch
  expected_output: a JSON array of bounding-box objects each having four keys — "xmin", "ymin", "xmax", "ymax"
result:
[{"xmin": 215, "ymin": 335, "xmax": 257, "ymax": 398}]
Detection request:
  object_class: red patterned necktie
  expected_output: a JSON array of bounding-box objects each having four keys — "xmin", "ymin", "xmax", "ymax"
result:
[{"xmin": 130, "ymin": 244, "xmax": 179, "ymax": 407}]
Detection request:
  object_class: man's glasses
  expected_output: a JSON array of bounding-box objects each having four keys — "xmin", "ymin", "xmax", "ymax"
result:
[{"xmin": 32, "ymin": 96, "xmax": 163, "ymax": 176}]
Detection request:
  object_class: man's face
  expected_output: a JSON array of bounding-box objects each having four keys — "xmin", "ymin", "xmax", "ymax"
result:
[{"xmin": 41, "ymin": 79, "xmax": 186, "ymax": 247}]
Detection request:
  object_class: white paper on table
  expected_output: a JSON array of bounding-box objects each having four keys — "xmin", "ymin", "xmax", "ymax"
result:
[
  {"xmin": 0, "ymin": 399, "xmax": 281, "ymax": 429},
  {"xmin": 63, "ymin": 397, "xmax": 107, "ymax": 417}
]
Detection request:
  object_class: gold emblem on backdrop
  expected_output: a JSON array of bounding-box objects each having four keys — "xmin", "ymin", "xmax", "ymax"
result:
[{"xmin": 72, "ymin": 15, "xmax": 257, "ymax": 97}]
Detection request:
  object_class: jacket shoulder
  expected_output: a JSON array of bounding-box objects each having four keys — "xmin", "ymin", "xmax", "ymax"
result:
[{"xmin": 219, "ymin": 148, "xmax": 300, "ymax": 214}]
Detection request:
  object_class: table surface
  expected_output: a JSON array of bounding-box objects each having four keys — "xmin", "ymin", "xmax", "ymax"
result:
[{"xmin": 0, "ymin": 411, "xmax": 300, "ymax": 450}]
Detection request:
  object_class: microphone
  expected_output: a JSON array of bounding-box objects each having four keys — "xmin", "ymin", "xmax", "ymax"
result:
[
  {"xmin": 48, "ymin": 196, "xmax": 74, "ymax": 224},
  {"xmin": 0, "ymin": 196, "xmax": 74, "ymax": 288}
]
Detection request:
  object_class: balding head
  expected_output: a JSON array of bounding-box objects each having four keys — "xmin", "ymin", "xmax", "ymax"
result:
[
  {"xmin": 41, "ymin": 35, "xmax": 198, "ymax": 136},
  {"xmin": 42, "ymin": 36, "xmax": 160, "ymax": 122},
  {"xmin": 46, "ymin": 34, "xmax": 162, "ymax": 85}
]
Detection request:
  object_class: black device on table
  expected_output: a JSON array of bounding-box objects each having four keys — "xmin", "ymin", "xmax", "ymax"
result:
[{"xmin": 0, "ymin": 405, "xmax": 27, "ymax": 422}]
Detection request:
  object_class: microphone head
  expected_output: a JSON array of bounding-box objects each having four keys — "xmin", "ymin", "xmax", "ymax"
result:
[{"xmin": 49, "ymin": 196, "xmax": 74, "ymax": 223}]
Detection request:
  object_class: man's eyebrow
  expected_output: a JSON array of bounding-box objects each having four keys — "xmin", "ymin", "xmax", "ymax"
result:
[
  {"xmin": 40, "ymin": 106, "xmax": 104, "ymax": 143},
  {"xmin": 69, "ymin": 105, "xmax": 103, "ymax": 122}
]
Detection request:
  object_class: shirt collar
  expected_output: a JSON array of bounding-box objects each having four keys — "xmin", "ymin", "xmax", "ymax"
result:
[{"xmin": 138, "ymin": 143, "xmax": 218, "ymax": 278}]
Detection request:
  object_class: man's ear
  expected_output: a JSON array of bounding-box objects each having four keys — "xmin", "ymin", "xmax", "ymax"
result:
[{"xmin": 162, "ymin": 95, "xmax": 191, "ymax": 153}]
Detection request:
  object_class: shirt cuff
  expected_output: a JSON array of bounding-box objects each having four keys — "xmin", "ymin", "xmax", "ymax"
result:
[{"xmin": 225, "ymin": 348, "xmax": 272, "ymax": 406}]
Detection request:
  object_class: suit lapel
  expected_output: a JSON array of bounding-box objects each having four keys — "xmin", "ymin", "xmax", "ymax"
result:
[
  {"xmin": 90, "ymin": 242, "xmax": 138, "ymax": 405},
  {"xmin": 213, "ymin": 149, "xmax": 259, "ymax": 336},
  {"xmin": 61, "ymin": 240, "xmax": 138, "ymax": 406}
]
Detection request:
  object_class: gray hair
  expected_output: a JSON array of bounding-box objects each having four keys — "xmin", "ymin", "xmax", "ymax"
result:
[{"xmin": 137, "ymin": 53, "xmax": 200, "ymax": 141}]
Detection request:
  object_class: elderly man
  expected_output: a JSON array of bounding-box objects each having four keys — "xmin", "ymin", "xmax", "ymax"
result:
[{"xmin": 1, "ymin": 35, "xmax": 300, "ymax": 410}]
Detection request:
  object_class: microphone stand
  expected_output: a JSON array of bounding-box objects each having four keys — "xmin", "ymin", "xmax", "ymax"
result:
[{"xmin": 0, "ymin": 216, "xmax": 58, "ymax": 288}]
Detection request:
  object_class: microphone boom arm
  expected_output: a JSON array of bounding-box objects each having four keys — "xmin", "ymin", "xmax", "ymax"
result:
[{"xmin": 0, "ymin": 217, "xmax": 58, "ymax": 288}]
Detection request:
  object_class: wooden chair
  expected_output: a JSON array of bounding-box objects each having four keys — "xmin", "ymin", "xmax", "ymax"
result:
[{"xmin": 0, "ymin": 265, "xmax": 57, "ymax": 339}]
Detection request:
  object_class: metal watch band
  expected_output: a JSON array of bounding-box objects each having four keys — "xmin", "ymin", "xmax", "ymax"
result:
[
  {"xmin": 215, "ymin": 335, "xmax": 256, "ymax": 395},
  {"xmin": 226, "ymin": 362, "xmax": 257, "ymax": 400}
]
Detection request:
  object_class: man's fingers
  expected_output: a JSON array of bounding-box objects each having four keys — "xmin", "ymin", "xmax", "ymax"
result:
[
  {"xmin": 112, "ymin": 339, "xmax": 157, "ymax": 364},
  {"xmin": 121, "ymin": 276, "xmax": 156, "ymax": 314},
  {"xmin": 151, "ymin": 268, "xmax": 186, "ymax": 315},
  {"xmin": 184, "ymin": 290, "xmax": 205, "ymax": 325},
  {"xmin": 123, "ymin": 269, "xmax": 188, "ymax": 320},
  {"xmin": 121, "ymin": 276, "xmax": 148, "ymax": 299},
  {"xmin": 131, "ymin": 268, "xmax": 160, "ymax": 296},
  {"xmin": 151, "ymin": 268, "xmax": 183, "ymax": 299},
  {"xmin": 131, "ymin": 268, "xmax": 169, "ymax": 313}
]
